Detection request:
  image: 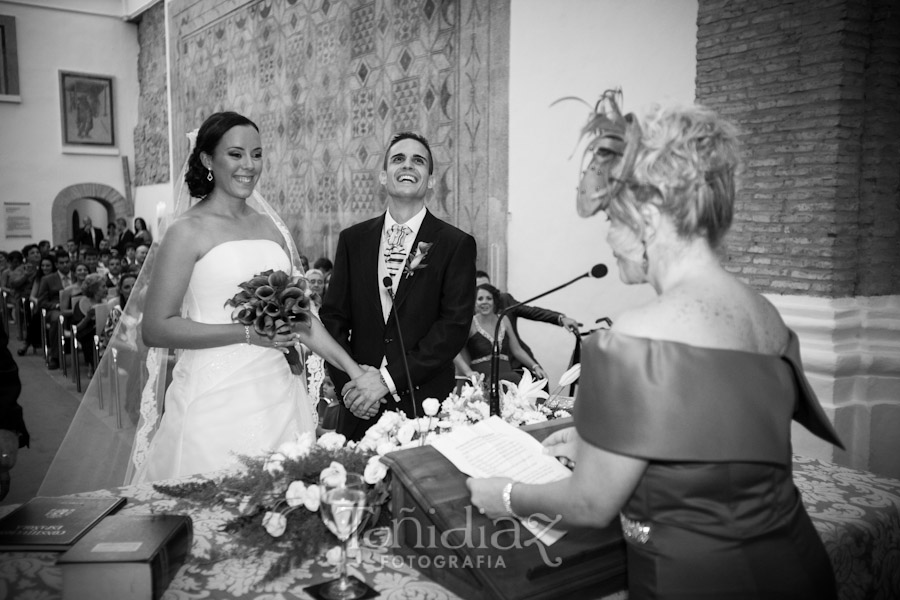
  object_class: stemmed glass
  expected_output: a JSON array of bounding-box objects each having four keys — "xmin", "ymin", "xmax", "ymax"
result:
[{"xmin": 318, "ymin": 472, "xmax": 370, "ymax": 600}]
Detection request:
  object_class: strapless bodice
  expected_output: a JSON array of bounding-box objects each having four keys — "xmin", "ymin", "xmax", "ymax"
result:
[{"xmin": 182, "ymin": 239, "xmax": 290, "ymax": 324}]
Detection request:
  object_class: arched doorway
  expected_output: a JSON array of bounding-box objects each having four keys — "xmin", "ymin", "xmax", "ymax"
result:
[{"xmin": 51, "ymin": 183, "xmax": 131, "ymax": 246}]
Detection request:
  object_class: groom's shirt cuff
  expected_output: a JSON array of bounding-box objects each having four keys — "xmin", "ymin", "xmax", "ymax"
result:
[{"xmin": 379, "ymin": 366, "xmax": 401, "ymax": 403}]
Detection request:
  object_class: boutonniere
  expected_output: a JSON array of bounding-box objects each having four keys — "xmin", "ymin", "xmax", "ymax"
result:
[{"xmin": 404, "ymin": 241, "xmax": 433, "ymax": 278}]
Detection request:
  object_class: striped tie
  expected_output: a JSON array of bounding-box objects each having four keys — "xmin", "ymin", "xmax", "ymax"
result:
[{"xmin": 384, "ymin": 224, "xmax": 412, "ymax": 279}]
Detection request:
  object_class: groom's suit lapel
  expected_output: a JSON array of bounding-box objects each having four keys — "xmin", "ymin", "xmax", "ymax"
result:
[
  {"xmin": 360, "ymin": 215, "xmax": 384, "ymax": 319},
  {"xmin": 394, "ymin": 210, "xmax": 440, "ymax": 310}
]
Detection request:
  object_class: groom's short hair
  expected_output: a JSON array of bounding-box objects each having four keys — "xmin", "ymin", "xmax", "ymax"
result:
[{"xmin": 383, "ymin": 131, "xmax": 434, "ymax": 175}]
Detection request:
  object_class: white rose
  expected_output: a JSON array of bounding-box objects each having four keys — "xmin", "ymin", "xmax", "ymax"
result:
[
  {"xmin": 364, "ymin": 455, "xmax": 388, "ymax": 484},
  {"xmin": 325, "ymin": 545, "xmax": 343, "ymax": 564},
  {"xmin": 396, "ymin": 421, "xmax": 417, "ymax": 445},
  {"xmin": 422, "ymin": 397, "xmax": 441, "ymax": 417},
  {"xmin": 278, "ymin": 431, "xmax": 315, "ymax": 460},
  {"xmin": 263, "ymin": 452, "xmax": 286, "ymax": 475},
  {"xmin": 319, "ymin": 461, "xmax": 347, "ymax": 488},
  {"xmin": 285, "ymin": 480, "xmax": 307, "ymax": 507},
  {"xmin": 317, "ymin": 432, "xmax": 347, "ymax": 451},
  {"xmin": 376, "ymin": 440, "xmax": 398, "ymax": 456},
  {"xmin": 303, "ymin": 484, "xmax": 322, "ymax": 512},
  {"xmin": 262, "ymin": 511, "xmax": 287, "ymax": 537}
]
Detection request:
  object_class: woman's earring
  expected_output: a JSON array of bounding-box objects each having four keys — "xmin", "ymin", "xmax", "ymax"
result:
[
  {"xmin": 207, "ymin": 169, "xmax": 214, "ymax": 182},
  {"xmin": 641, "ymin": 241, "xmax": 649, "ymax": 275}
]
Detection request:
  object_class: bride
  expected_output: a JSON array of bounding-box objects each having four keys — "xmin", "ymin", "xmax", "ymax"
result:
[
  {"xmin": 131, "ymin": 112, "xmax": 363, "ymax": 482},
  {"xmin": 39, "ymin": 113, "xmax": 362, "ymax": 494}
]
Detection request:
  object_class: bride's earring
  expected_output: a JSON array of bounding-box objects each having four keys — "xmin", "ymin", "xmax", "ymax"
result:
[{"xmin": 207, "ymin": 169, "xmax": 214, "ymax": 182}]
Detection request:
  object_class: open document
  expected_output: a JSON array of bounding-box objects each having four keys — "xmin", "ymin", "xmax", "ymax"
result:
[{"xmin": 430, "ymin": 417, "xmax": 571, "ymax": 544}]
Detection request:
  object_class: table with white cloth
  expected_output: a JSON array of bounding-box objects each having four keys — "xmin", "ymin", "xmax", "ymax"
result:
[{"xmin": 1, "ymin": 455, "xmax": 899, "ymax": 600}]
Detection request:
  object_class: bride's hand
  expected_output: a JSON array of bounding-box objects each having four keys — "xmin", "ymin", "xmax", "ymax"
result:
[{"xmin": 249, "ymin": 328, "xmax": 300, "ymax": 354}]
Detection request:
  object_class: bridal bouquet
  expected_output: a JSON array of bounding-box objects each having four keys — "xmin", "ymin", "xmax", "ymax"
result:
[
  {"xmin": 154, "ymin": 431, "xmax": 390, "ymax": 582},
  {"xmin": 357, "ymin": 367, "xmax": 578, "ymax": 453},
  {"xmin": 225, "ymin": 269, "xmax": 311, "ymax": 373}
]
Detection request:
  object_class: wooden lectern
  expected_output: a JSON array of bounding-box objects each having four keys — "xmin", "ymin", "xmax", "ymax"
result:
[{"xmin": 379, "ymin": 419, "xmax": 626, "ymax": 600}]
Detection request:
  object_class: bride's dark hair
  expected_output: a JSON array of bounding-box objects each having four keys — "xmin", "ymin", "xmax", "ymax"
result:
[{"xmin": 185, "ymin": 111, "xmax": 260, "ymax": 198}]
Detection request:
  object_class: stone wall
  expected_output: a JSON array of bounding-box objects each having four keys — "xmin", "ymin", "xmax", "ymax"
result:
[
  {"xmin": 134, "ymin": 1, "xmax": 169, "ymax": 187},
  {"xmin": 166, "ymin": 0, "xmax": 510, "ymax": 268},
  {"xmin": 697, "ymin": 0, "xmax": 900, "ymax": 298}
]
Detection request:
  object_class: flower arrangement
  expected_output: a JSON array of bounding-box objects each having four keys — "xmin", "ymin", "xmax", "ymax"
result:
[
  {"xmin": 225, "ymin": 269, "xmax": 311, "ymax": 372},
  {"xmin": 403, "ymin": 241, "xmax": 433, "ymax": 277},
  {"xmin": 357, "ymin": 369, "xmax": 576, "ymax": 453},
  {"xmin": 154, "ymin": 432, "xmax": 389, "ymax": 582}
]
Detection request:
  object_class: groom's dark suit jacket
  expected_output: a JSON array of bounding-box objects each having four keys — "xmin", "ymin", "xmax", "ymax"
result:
[{"xmin": 321, "ymin": 210, "xmax": 476, "ymax": 441}]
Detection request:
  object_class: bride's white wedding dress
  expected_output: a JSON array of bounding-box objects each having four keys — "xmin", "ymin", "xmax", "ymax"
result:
[{"xmin": 132, "ymin": 239, "xmax": 317, "ymax": 483}]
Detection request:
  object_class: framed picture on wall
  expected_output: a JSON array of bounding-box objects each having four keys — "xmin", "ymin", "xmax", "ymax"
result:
[{"xmin": 59, "ymin": 71, "xmax": 115, "ymax": 146}]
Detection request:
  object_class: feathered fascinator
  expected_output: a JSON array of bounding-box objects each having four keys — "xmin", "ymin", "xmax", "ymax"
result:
[{"xmin": 552, "ymin": 89, "xmax": 642, "ymax": 218}]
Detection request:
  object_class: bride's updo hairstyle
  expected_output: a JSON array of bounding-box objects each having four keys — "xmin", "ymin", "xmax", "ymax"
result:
[{"xmin": 185, "ymin": 111, "xmax": 260, "ymax": 198}]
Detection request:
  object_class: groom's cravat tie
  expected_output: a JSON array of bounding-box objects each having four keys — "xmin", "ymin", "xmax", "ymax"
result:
[{"xmin": 384, "ymin": 224, "xmax": 412, "ymax": 279}]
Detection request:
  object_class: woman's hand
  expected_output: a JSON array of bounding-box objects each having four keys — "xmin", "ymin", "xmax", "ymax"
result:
[
  {"xmin": 467, "ymin": 476, "xmax": 513, "ymax": 519},
  {"xmin": 542, "ymin": 426, "xmax": 578, "ymax": 468},
  {"xmin": 531, "ymin": 364, "xmax": 548, "ymax": 380},
  {"xmin": 250, "ymin": 327, "xmax": 300, "ymax": 354}
]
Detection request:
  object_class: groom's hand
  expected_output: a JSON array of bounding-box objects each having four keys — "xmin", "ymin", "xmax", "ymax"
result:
[{"xmin": 342, "ymin": 368, "xmax": 387, "ymax": 419}]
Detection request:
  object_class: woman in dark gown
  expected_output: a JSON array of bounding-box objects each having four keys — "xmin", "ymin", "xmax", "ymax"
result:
[
  {"xmin": 454, "ymin": 283, "xmax": 547, "ymax": 386},
  {"xmin": 468, "ymin": 94, "xmax": 843, "ymax": 599}
]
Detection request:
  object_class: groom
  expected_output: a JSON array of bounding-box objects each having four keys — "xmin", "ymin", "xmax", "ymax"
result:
[{"xmin": 320, "ymin": 132, "xmax": 476, "ymax": 441}]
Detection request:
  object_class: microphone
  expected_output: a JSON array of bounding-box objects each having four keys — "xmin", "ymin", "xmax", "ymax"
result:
[
  {"xmin": 383, "ymin": 276, "xmax": 418, "ymax": 419},
  {"xmin": 489, "ymin": 264, "xmax": 607, "ymax": 416}
]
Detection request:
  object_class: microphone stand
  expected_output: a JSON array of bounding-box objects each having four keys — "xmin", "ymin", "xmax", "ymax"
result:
[
  {"xmin": 489, "ymin": 271, "xmax": 595, "ymax": 416},
  {"xmin": 384, "ymin": 278, "xmax": 418, "ymax": 420}
]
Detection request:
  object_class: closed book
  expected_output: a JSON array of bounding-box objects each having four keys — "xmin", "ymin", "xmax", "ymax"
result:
[
  {"xmin": 0, "ymin": 496, "xmax": 126, "ymax": 552},
  {"xmin": 57, "ymin": 514, "xmax": 193, "ymax": 600}
]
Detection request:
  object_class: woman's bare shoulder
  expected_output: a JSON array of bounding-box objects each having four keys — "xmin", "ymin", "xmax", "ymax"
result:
[{"xmin": 614, "ymin": 278, "xmax": 787, "ymax": 352}]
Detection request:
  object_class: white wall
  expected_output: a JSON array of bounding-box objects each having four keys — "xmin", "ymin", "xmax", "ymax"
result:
[
  {"xmin": 508, "ymin": 0, "xmax": 698, "ymax": 385},
  {"xmin": 0, "ymin": 1, "xmax": 139, "ymax": 250}
]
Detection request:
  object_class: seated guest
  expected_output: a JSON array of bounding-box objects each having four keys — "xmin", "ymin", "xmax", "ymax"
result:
[
  {"xmin": 475, "ymin": 269, "xmax": 580, "ymax": 376},
  {"xmin": 19, "ymin": 255, "xmax": 56, "ymax": 356},
  {"xmin": 38, "ymin": 240, "xmax": 51, "ymax": 258},
  {"xmin": 83, "ymin": 247, "xmax": 100, "ymax": 274},
  {"xmin": 134, "ymin": 244, "xmax": 149, "ymax": 271},
  {"xmin": 98, "ymin": 272, "xmax": 137, "ymax": 355},
  {"xmin": 305, "ymin": 268, "xmax": 325, "ymax": 308},
  {"xmin": 38, "ymin": 254, "xmax": 74, "ymax": 370},
  {"xmin": 122, "ymin": 242, "xmax": 137, "ymax": 269},
  {"xmin": 454, "ymin": 283, "xmax": 547, "ymax": 386},
  {"xmin": 313, "ymin": 256, "xmax": 333, "ymax": 277},
  {"xmin": 103, "ymin": 255, "xmax": 124, "ymax": 293},
  {"xmin": 71, "ymin": 273, "xmax": 107, "ymax": 374},
  {"xmin": 114, "ymin": 217, "xmax": 135, "ymax": 256},
  {"xmin": 62, "ymin": 262, "xmax": 90, "ymax": 314},
  {"xmin": 468, "ymin": 95, "xmax": 843, "ymax": 599}
]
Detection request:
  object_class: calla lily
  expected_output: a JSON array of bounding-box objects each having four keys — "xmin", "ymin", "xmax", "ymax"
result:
[
  {"xmin": 268, "ymin": 270, "xmax": 289, "ymax": 288},
  {"xmin": 558, "ymin": 364, "xmax": 581, "ymax": 387}
]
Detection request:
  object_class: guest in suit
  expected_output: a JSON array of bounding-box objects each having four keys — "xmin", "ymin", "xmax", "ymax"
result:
[
  {"xmin": 114, "ymin": 217, "xmax": 135, "ymax": 256},
  {"xmin": 76, "ymin": 217, "xmax": 105, "ymax": 249},
  {"xmin": 37, "ymin": 253, "xmax": 73, "ymax": 370},
  {"xmin": 0, "ymin": 325, "xmax": 29, "ymax": 501},
  {"xmin": 321, "ymin": 131, "xmax": 476, "ymax": 441}
]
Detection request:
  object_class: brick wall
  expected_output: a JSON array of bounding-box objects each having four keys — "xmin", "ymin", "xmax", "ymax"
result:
[{"xmin": 696, "ymin": 0, "xmax": 900, "ymax": 297}]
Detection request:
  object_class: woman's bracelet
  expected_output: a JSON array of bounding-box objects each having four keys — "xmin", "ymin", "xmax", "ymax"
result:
[
  {"xmin": 502, "ymin": 482, "xmax": 525, "ymax": 520},
  {"xmin": 244, "ymin": 325, "xmax": 251, "ymax": 345}
]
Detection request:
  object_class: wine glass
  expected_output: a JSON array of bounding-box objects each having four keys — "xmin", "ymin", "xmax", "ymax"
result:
[{"xmin": 318, "ymin": 472, "xmax": 370, "ymax": 600}]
